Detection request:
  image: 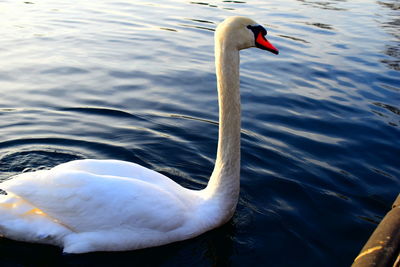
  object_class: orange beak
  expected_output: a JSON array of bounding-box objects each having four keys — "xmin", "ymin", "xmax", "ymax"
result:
[{"xmin": 256, "ymin": 33, "xmax": 279, "ymax": 55}]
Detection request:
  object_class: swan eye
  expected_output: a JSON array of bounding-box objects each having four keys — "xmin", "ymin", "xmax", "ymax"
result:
[{"xmin": 247, "ymin": 25, "xmax": 267, "ymax": 37}]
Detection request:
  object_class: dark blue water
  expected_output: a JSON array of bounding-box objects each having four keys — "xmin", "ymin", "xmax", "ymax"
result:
[{"xmin": 0, "ymin": 0, "xmax": 399, "ymax": 266}]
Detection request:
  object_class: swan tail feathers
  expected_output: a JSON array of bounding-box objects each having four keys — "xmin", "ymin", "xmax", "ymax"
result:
[{"xmin": 0, "ymin": 193, "xmax": 70, "ymax": 246}]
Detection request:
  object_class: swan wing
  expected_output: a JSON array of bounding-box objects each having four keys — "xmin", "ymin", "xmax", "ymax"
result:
[
  {"xmin": 1, "ymin": 168, "xmax": 190, "ymax": 234},
  {"xmin": 52, "ymin": 159, "xmax": 179, "ymax": 189}
]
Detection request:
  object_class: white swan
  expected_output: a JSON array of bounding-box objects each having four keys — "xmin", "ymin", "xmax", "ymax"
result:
[{"xmin": 0, "ymin": 16, "xmax": 278, "ymax": 253}]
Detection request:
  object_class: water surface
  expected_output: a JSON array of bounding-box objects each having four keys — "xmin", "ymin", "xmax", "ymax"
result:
[{"xmin": 0, "ymin": 0, "xmax": 399, "ymax": 266}]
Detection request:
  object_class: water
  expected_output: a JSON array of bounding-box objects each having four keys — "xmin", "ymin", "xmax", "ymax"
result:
[{"xmin": 0, "ymin": 0, "xmax": 399, "ymax": 266}]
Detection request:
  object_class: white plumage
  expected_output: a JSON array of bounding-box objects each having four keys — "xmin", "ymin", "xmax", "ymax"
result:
[{"xmin": 0, "ymin": 16, "xmax": 278, "ymax": 253}]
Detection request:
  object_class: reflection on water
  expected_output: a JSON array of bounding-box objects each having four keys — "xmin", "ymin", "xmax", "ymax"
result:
[
  {"xmin": 305, "ymin": 22, "xmax": 334, "ymax": 30},
  {"xmin": 278, "ymin": 34, "xmax": 310, "ymax": 43},
  {"xmin": 296, "ymin": 0, "xmax": 348, "ymax": 11},
  {"xmin": 378, "ymin": 0, "xmax": 400, "ymax": 71},
  {"xmin": 0, "ymin": 0, "xmax": 399, "ymax": 266}
]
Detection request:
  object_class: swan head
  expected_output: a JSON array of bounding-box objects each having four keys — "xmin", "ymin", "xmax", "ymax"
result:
[{"xmin": 215, "ymin": 16, "xmax": 279, "ymax": 55}]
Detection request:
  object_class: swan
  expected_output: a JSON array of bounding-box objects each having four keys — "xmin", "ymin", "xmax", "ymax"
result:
[{"xmin": 0, "ymin": 16, "xmax": 278, "ymax": 253}]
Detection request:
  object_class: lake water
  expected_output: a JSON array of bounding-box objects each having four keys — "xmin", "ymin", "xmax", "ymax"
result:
[{"xmin": 0, "ymin": 0, "xmax": 399, "ymax": 266}]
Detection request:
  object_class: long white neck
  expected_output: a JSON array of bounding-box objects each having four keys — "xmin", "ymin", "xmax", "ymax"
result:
[{"xmin": 203, "ymin": 35, "xmax": 241, "ymax": 221}]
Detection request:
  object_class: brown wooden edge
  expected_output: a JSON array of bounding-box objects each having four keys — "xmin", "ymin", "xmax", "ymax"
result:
[{"xmin": 352, "ymin": 194, "xmax": 400, "ymax": 267}]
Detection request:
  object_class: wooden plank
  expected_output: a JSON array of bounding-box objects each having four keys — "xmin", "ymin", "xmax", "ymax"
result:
[{"xmin": 352, "ymin": 194, "xmax": 400, "ymax": 267}]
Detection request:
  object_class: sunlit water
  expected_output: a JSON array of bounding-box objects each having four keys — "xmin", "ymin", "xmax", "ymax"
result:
[{"xmin": 0, "ymin": 0, "xmax": 399, "ymax": 266}]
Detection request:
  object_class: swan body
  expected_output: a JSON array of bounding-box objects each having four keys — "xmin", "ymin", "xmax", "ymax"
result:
[{"xmin": 0, "ymin": 16, "xmax": 278, "ymax": 253}]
